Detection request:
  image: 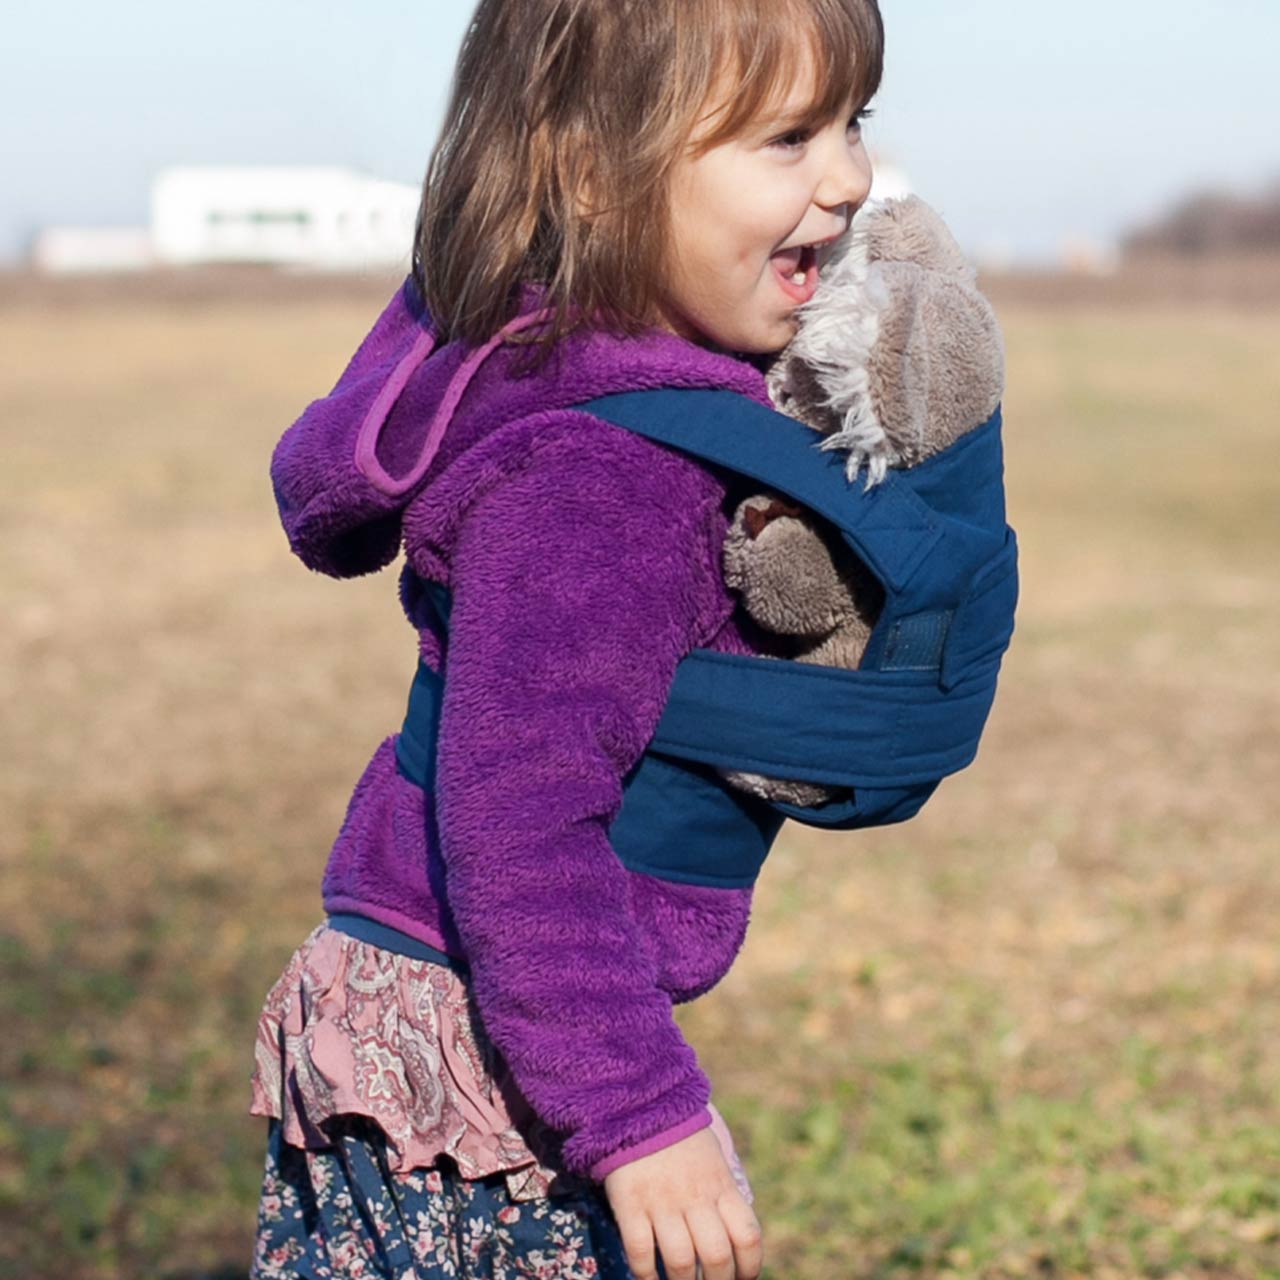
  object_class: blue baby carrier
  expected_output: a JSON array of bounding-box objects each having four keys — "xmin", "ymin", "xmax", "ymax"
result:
[{"xmin": 394, "ymin": 388, "xmax": 1018, "ymax": 891}]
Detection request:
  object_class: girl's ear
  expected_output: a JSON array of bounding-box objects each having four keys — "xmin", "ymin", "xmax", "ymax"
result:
[
  {"xmin": 572, "ymin": 160, "xmax": 602, "ymax": 222},
  {"xmin": 565, "ymin": 122, "xmax": 608, "ymax": 223}
]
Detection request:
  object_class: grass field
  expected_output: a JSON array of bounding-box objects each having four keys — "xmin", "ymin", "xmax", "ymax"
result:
[{"xmin": 2, "ymin": 272, "xmax": 1278, "ymax": 1279}]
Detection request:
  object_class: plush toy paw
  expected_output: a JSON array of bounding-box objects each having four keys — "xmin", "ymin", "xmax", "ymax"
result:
[
  {"xmin": 723, "ymin": 493, "xmax": 859, "ymax": 644},
  {"xmin": 721, "ymin": 765, "xmax": 851, "ymax": 810}
]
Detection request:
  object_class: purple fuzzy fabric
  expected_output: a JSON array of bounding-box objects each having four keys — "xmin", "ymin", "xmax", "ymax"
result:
[{"xmin": 272, "ymin": 279, "xmax": 779, "ymax": 1180}]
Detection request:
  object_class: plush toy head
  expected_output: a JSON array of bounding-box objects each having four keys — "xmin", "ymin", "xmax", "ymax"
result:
[
  {"xmin": 719, "ymin": 195, "xmax": 1006, "ymax": 808},
  {"xmin": 767, "ymin": 194, "xmax": 1005, "ymax": 484}
]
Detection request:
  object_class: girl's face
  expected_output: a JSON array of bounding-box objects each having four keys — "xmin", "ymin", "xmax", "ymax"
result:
[{"xmin": 657, "ymin": 50, "xmax": 874, "ymax": 355}]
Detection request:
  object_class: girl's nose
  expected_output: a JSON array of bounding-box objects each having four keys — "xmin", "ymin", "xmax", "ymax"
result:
[{"xmin": 816, "ymin": 137, "xmax": 873, "ymax": 214}]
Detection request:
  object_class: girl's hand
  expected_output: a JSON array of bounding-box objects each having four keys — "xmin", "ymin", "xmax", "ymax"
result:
[{"xmin": 603, "ymin": 1126, "xmax": 764, "ymax": 1280}]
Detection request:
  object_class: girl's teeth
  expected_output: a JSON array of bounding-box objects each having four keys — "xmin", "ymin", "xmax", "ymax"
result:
[{"xmin": 791, "ymin": 271, "xmax": 806, "ymax": 284}]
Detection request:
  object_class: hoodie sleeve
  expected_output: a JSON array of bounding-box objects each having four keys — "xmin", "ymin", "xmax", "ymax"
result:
[{"xmin": 432, "ymin": 421, "xmax": 729, "ymax": 1182}]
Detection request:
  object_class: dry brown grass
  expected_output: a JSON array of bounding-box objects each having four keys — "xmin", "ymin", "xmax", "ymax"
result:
[{"xmin": 2, "ymin": 270, "xmax": 1278, "ymax": 1278}]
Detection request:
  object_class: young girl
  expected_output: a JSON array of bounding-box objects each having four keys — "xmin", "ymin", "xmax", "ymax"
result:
[{"xmin": 249, "ymin": 0, "xmax": 883, "ymax": 1276}]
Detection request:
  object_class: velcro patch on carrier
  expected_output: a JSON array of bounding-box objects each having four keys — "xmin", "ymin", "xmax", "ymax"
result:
[{"xmin": 880, "ymin": 610, "xmax": 953, "ymax": 672}]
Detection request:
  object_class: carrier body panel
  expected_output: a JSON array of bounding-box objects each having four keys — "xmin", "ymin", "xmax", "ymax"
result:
[{"xmin": 394, "ymin": 388, "xmax": 1018, "ymax": 888}]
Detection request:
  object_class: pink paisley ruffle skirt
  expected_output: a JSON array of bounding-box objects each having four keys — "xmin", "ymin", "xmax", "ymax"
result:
[{"xmin": 249, "ymin": 923, "xmax": 753, "ymax": 1205}]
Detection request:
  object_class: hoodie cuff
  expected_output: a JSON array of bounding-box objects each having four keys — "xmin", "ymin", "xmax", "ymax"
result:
[{"xmin": 587, "ymin": 1106, "xmax": 714, "ymax": 1183}]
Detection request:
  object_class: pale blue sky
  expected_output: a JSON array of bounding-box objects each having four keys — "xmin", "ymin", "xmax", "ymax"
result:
[{"xmin": 2, "ymin": 1, "xmax": 1276, "ymax": 265}]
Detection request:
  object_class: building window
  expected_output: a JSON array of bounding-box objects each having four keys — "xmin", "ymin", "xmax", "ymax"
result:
[{"xmin": 207, "ymin": 209, "xmax": 313, "ymax": 228}]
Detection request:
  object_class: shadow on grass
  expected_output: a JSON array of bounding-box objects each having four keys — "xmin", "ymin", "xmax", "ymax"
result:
[{"xmin": 160, "ymin": 1269, "xmax": 247, "ymax": 1280}]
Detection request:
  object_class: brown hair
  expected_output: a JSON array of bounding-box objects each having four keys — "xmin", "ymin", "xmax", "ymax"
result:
[{"xmin": 412, "ymin": 0, "xmax": 884, "ymax": 372}]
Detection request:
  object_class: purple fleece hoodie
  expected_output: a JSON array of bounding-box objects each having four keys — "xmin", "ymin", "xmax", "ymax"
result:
[{"xmin": 270, "ymin": 278, "xmax": 777, "ymax": 1182}]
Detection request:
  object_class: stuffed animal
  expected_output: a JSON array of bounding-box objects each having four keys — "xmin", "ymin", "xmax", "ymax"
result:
[{"xmin": 720, "ymin": 195, "xmax": 1006, "ymax": 807}]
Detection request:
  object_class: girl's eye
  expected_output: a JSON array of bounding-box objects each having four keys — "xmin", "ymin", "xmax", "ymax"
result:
[
  {"xmin": 771, "ymin": 128, "xmax": 810, "ymax": 151},
  {"xmin": 770, "ymin": 108, "xmax": 875, "ymax": 152}
]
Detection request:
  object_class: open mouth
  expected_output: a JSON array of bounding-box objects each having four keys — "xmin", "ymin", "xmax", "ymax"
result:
[{"xmin": 770, "ymin": 242, "xmax": 819, "ymax": 304}]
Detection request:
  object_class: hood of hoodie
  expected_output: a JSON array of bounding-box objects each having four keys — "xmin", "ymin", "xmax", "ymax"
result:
[{"xmin": 270, "ymin": 277, "xmax": 777, "ymax": 581}]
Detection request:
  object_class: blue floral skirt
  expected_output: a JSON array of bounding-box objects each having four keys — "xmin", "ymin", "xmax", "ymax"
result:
[{"xmin": 251, "ymin": 1113, "xmax": 666, "ymax": 1280}]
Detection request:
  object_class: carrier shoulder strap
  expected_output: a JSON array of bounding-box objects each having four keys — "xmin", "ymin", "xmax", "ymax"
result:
[{"xmin": 576, "ymin": 388, "xmax": 1003, "ymax": 602}]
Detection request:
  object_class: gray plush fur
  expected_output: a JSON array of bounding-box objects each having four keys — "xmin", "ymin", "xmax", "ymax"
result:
[{"xmin": 720, "ymin": 195, "xmax": 1006, "ymax": 807}]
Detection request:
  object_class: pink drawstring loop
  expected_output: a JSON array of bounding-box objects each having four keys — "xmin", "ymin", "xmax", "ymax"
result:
[
  {"xmin": 354, "ymin": 307, "xmax": 559, "ymax": 497},
  {"xmin": 353, "ymin": 328, "xmax": 439, "ymax": 496}
]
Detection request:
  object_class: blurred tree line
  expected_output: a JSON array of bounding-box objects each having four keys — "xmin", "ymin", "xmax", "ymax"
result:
[{"xmin": 1124, "ymin": 177, "xmax": 1280, "ymax": 256}]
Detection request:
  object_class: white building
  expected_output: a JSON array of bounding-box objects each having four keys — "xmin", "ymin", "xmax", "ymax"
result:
[
  {"xmin": 32, "ymin": 166, "xmax": 420, "ymax": 274},
  {"xmin": 31, "ymin": 226, "xmax": 157, "ymax": 274},
  {"xmin": 149, "ymin": 166, "xmax": 419, "ymax": 271}
]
